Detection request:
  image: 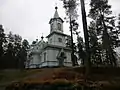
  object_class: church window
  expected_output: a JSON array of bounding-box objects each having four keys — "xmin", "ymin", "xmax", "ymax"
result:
[
  {"xmin": 58, "ymin": 38, "xmax": 62, "ymax": 42},
  {"xmin": 50, "ymin": 38, "xmax": 52, "ymax": 43},
  {"xmin": 36, "ymin": 47, "xmax": 38, "ymax": 49},
  {"xmin": 51, "ymin": 24, "xmax": 53, "ymax": 32},
  {"xmin": 40, "ymin": 55, "xmax": 42, "ymax": 61},
  {"xmin": 44, "ymin": 52, "xmax": 46, "ymax": 61},
  {"xmin": 58, "ymin": 23, "xmax": 61, "ymax": 30}
]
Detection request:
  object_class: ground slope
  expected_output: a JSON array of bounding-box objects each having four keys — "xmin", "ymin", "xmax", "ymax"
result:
[{"xmin": 1, "ymin": 67, "xmax": 120, "ymax": 90}]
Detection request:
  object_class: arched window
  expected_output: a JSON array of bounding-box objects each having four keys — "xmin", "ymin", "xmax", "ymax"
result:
[
  {"xmin": 58, "ymin": 23, "xmax": 61, "ymax": 30},
  {"xmin": 51, "ymin": 24, "xmax": 53, "ymax": 32}
]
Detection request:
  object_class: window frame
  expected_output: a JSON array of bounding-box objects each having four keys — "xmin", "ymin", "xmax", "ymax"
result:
[
  {"xmin": 44, "ymin": 52, "xmax": 46, "ymax": 61},
  {"xmin": 58, "ymin": 38, "xmax": 62, "ymax": 42},
  {"xmin": 51, "ymin": 24, "xmax": 53, "ymax": 32},
  {"xmin": 50, "ymin": 38, "xmax": 52, "ymax": 43},
  {"xmin": 57, "ymin": 23, "xmax": 61, "ymax": 31}
]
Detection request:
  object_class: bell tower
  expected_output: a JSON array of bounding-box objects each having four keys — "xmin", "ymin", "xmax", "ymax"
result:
[
  {"xmin": 47, "ymin": 6, "xmax": 67, "ymax": 47},
  {"xmin": 49, "ymin": 6, "xmax": 64, "ymax": 33}
]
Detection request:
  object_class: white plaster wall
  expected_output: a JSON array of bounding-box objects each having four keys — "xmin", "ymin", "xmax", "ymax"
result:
[
  {"xmin": 64, "ymin": 51, "xmax": 72, "ymax": 66},
  {"xmin": 47, "ymin": 49, "xmax": 59, "ymax": 61},
  {"xmin": 29, "ymin": 65, "xmax": 36, "ymax": 68},
  {"xmin": 40, "ymin": 62, "xmax": 58, "ymax": 67},
  {"xmin": 54, "ymin": 34, "xmax": 66, "ymax": 47},
  {"xmin": 47, "ymin": 48, "xmax": 72, "ymax": 66},
  {"xmin": 28, "ymin": 48, "xmax": 72, "ymax": 68},
  {"xmin": 48, "ymin": 34, "xmax": 55, "ymax": 45},
  {"xmin": 64, "ymin": 62, "xmax": 72, "ymax": 67},
  {"xmin": 39, "ymin": 49, "xmax": 59, "ymax": 67},
  {"xmin": 65, "ymin": 51, "xmax": 72, "ymax": 62},
  {"xmin": 40, "ymin": 50, "xmax": 48, "ymax": 63},
  {"xmin": 40, "ymin": 62, "xmax": 48, "ymax": 67},
  {"xmin": 41, "ymin": 53, "xmax": 43, "ymax": 63},
  {"xmin": 48, "ymin": 34, "xmax": 66, "ymax": 47},
  {"xmin": 32, "ymin": 54, "xmax": 40, "ymax": 64}
]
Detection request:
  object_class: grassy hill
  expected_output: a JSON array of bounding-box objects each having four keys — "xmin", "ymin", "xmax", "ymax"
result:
[
  {"xmin": 0, "ymin": 69, "xmax": 43, "ymax": 90},
  {"xmin": 1, "ymin": 67, "xmax": 120, "ymax": 90}
]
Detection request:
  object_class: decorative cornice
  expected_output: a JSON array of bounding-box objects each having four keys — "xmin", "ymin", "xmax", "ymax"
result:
[
  {"xmin": 43, "ymin": 44, "xmax": 72, "ymax": 51},
  {"xmin": 46, "ymin": 31, "xmax": 69, "ymax": 38},
  {"xmin": 49, "ymin": 17, "xmax": 64, "ymax": 24}
]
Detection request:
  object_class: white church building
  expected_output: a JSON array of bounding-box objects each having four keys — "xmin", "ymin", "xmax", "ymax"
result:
[{"xmin": 26, "ymin": 7, "xmax": 72, "ymax": 68}]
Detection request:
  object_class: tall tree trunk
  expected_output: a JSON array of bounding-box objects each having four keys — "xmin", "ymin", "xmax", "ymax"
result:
[
  {"xmin": 80, "ymin": 0, "xmax": 90, "ymax": 76},
  {"xmin": 70, "ymin": 16, "xmax": 76, "ymax": 66}
]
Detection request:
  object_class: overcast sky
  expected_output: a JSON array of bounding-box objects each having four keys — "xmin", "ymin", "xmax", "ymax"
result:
[{"xmin": 0, "ymin": 0, "xmax": 120, "ymax": 43}]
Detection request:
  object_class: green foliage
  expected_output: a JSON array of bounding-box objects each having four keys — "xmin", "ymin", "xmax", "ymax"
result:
[
  {"xmin": 88, "ymin": 0, "xmax": 120, "ymax": 67},
  {"xmin": 61, "ymin": 0, "xmax": 79, "ymax": 20},
  {"xmin": 0, "ymin": 25, "xmax": 6, "ymax": 57},
  {"xmin": 22, "ymin": 39, "xmax": 29, "ymax": 49},
  {"xmin": 0, "ymin": 25, "xmax": 6, "ymax": 69},
  {"xmin": 89, "ymin": 0, "xmax": 112, "ymax": 20},
  {"xmin": 88, "ymin": 21, "xmax": 102, "ymax": 66},
  {"xmin": 0, "ymin": 25, "xmax": 30, "ymax": 69},
  {"xmin": 77, "ymin": 35, "xmax": 85, "ymax": 65}
]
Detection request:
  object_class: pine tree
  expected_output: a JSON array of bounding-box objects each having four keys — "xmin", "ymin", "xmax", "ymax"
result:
[
  {"xmin": 4, "ymin": 32, "xmax": 23, "ymax": 68},
  {"xmin": 60, "ymin": 0, "xmax": 79, "ymax": 66},
  {"xmin": 14, "ymin": 34, "xmax": 22, "ymax": 68},
  {"xmin": 0, "ymin": 25, "xmax": 6, "ymax": 57},
  {"xmin": 18, "ymin": 39, "xmax": 29, "ymax": 69},
  {"xmin": 77, "ymin": 35, "xmax": 85, "ymax": 65},
  {"xmin": 88, "ymin": 21, "xmax": 102, "ymax": 66},
  {"xmin": 89, "ymin": 0, "xmax": 117, "ymax": 66},
  {"xmin": 0, "ymin": 25, "xmax": 6, "ymax": 69},
  {"xmin": 115, "ymin": 14, "xmax": 120, "ymax": 47}
]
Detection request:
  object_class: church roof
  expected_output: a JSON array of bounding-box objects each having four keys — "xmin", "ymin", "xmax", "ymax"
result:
[
  {"xmin": 54, "ymin": 6, "xmax": 59, "ymax": 18},
  {"xmin": 49, "ymin": 6, "xmax": 64, "ymax": 24},
  {"xmin": 46, "ymin": 31, "xmax": 69, "ymax": 38}
]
